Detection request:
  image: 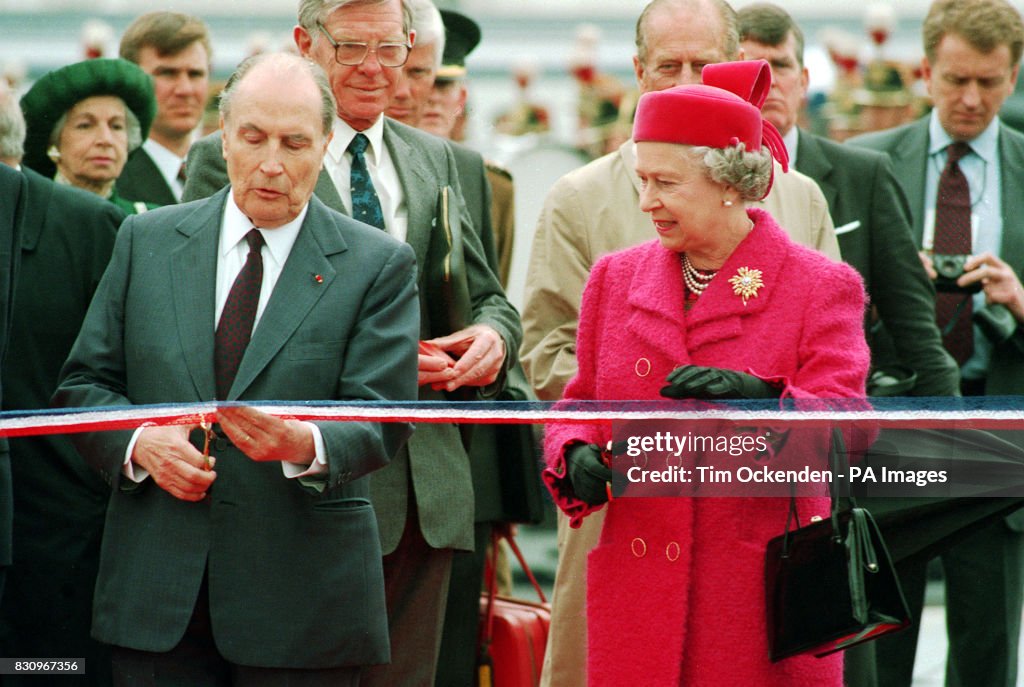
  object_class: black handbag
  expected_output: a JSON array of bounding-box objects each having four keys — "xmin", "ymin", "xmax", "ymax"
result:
[{"xmin": 764, "ymin": 428, "xmax": 911, "ymax": 662}]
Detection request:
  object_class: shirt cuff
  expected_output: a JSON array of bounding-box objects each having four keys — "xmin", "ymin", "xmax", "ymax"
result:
[
  {"xmin": 123, "ymin": 425, "xmax": 151, "ymax": 483},
  {"xmin": 281, "ymin": 422, "xmax": 328, "ymax": 479}
]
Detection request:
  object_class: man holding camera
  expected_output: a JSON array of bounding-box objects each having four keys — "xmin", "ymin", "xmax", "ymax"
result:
[{"xmin": 851, "ymin": 0, "xmax": 1024, "ymax": 685}]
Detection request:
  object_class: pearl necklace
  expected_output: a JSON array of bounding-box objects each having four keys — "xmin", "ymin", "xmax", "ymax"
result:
[{"xmin": 681, "ymin": 254, "xmax": 717, "ymax": 296}]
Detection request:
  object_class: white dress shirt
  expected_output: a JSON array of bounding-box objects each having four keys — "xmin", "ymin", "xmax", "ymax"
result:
[
  {"xmin": 323, "ymin": 115, "xmax": 408, "ymax": 241},
  {"xmin": 142, "ymin": 139, "xmax": 186, "ymax": 202},
  {"xmin": 124, "ymin": 193, "xmax": 326, "ymax": 481}
]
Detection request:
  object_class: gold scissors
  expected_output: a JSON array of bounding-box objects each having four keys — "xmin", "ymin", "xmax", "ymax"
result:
[{"xmin": 200, "ymin": 420, "xmax": 214, "ymax": 471}]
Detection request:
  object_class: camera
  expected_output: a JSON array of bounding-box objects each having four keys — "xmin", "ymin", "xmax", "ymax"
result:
[{"xmin": 932, "ymin": 253, "xmax": 982, "ymax": 294}]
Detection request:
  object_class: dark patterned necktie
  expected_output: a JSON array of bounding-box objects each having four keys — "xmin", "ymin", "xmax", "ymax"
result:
[
  {"xmin": 177, "ymin": 162, "xmax": 187, "ymax": 184},
  {"xmin": 215, "ymin": 229, "xmax": 264, "ymax": 399},
  {"xmin": 933, "ymin": 141, "xmax": 973, "ymax": 366},
  {"xmin": 347, "ymin": 133, "xmax": 386, "ymax": 230}
]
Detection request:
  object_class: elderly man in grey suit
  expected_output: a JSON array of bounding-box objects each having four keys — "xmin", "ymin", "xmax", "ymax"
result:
[
  {"xmin": 54, "ymin": 52, "xmax": 419, "ymax": 685},
  {"xmin": 183, "ymin": 1, "xmax": 521, "ymax": 684},
  {"xmin": 852, "ymin": 1, "xmax": 1024, "ymax": 685}
]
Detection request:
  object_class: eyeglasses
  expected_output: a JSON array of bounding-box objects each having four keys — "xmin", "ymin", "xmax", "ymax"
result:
[{"xmin": 316, "ymin": 23, "xmax": 411, "ymax": 68}]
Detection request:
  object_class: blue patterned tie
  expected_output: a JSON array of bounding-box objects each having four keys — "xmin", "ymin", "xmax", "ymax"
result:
[{"xmin": 348, "ymin": 133, "xmax": 386, "ymax": 230}]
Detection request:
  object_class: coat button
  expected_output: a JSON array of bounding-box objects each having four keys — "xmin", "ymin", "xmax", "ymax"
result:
[
  {"xmin": 666, "ymin": 541, "xmax": 681, "ymax": 562},
  {"xmin": 632, "ymin": 451, "xmax": 648, "ymax": 469},
  {"xmin": 634, "ymin": 358, "xmax": 651, "ymax": 377},
  {"xmin": 631, "ymin": 537, "xmax": 647, "ymax": 558}
]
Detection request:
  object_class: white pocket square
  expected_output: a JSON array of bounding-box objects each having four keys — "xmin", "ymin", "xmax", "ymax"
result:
[{"xmin": 834, "ymin": 220, "xmax": 862, "ymax": 235}]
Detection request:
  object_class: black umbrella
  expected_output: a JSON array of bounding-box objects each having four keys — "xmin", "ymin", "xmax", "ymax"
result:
[{"xmin": 854, "ymin": 427, "xmax": 1024, "ymax": 566}]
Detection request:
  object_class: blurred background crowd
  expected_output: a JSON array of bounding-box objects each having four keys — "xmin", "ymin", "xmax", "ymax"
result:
[{"xmin": 7, "ymin": 0, "xmax": 1024, "ymax": 309}]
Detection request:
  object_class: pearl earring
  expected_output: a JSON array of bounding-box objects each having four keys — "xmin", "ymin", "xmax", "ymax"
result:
[
  {"xmin": 47, "ymin": 145, "xmax": 61, "ymax": 163},
  {"xmin": 722, "ymin": 199, "xmax": 734, "ymax": 207}
]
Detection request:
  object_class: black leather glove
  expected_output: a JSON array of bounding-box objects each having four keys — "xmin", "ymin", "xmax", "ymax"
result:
[
  {"xmin": 564, "ymin": 442, "xmax": 612, "ymax": 506},
  {"xmin": 660, "ymin": 365, "xmax": 781, "ymax": 400}
]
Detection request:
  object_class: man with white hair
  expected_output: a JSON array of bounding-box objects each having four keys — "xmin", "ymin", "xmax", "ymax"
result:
[{"xmin": 55, "ymin": 51, "xmax": 420, "ymax": 685}]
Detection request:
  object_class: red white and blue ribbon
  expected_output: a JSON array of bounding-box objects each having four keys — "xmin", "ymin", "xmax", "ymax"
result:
[{"xmin": 1, "ymin": 397, "xmax": 1023, "ymax": 438}]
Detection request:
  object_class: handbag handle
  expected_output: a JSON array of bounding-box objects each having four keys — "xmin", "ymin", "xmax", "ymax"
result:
[
  {"xmin": 780, "ymin": 427, "xmax": 855, "ymax": 555},
  {"xmin": 479, "ymin": 525, "xmax": 548, "ymax": 667}
]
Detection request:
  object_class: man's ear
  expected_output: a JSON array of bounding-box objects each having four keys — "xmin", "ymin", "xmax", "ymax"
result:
[
  {"xmin": 633, "ymin": 54, "xmax": 645, "ymax": 88},
  {"xmin": 921, "ymin": 55, "xmax": 934, "ymax": 97},
  {"xmin": 294, "ymin": 25, "xmax": 312, "ymax": 57},
  {"xmin": 220, "ymin": 117, "xmax": 229, "ymax": 161},
  {"xmin": 1008, "ymin": 64, "xmax": 1021, "ymax": 99}
]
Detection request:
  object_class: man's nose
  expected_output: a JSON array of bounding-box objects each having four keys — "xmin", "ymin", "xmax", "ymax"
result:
[
  {"xmin": 961, "ymin": 80, "xmax": 982, "ymax": 108},
  {"xmin": 259, "ymin": 148, "xmax": 284, "ymax": 175}
]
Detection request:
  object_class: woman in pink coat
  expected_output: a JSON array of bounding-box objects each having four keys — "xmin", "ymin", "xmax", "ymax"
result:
[{"xmin": 542, "ymin": 61, "xmax": 870, "ymax": 686}]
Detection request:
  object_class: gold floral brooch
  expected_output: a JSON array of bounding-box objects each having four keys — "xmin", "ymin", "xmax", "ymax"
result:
[{"xmin": 728, "ymin": 267, "xmax": 763, "ymax": 305}]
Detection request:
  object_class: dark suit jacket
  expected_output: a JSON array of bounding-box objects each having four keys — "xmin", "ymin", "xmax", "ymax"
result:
[
  {"xmin": 184, "ymin": 119, "xmax": 522, "ymax": 554},
  {"xmin": 853, "ymin": 117, "xmax": 1024, "ymax": 539},
  {"xmin": 0, "ymin": 164, "xmax": 24, "ymax": 579},
  {"xmin": 53, "ymin": 190, "xmax": 419, "ymax": 668},
  {"xmin": 795, "ymin": 130, "xmax": 959, "ymax": 396},
  {"xmin": 115, "ymin": 148, "xmax": 178, "ymax": 206},
  {"xmin": 0, "ymin": 167, "xmax": 121, "ymax": 668},
  {"xmin": 851, "ymin": 117, "xmax": 1024, "ymax": 397},
  {"xmin": 450, "ymin": 140, "xmax": 499, "ymax": 278}
]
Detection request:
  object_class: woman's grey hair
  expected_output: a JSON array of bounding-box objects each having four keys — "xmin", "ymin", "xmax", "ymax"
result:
[
  {"xmin": 691, "ymin": 143, "xmax": 772, "ymax": 201},
  {"xmin": 297, "ymin": 0, "xmax": 414, "ymax": 40},
  {"xmin": 219, "ymin": 52, "xmax": 337, "ymax": 137},
  {"xmin": 406, "ymin": 0, "xmax": 445, "ymax": 67},
  {"xmin": 48, "ymin": 98, "xmax": 143, "ymax": 155},
  {"xmin": 0, "ymin": 87, "xmax": 26, "ymax": 161}
]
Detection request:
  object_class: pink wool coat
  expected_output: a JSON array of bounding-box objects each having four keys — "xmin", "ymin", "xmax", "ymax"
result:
[{"xmin": 543, "ymin": 209, "xmax": 870, "ymax": 687}]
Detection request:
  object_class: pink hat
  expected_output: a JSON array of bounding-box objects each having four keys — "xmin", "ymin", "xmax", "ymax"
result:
[{"xmin": 632, "ymin": 60, "xmax": 789, "ymax": 192}]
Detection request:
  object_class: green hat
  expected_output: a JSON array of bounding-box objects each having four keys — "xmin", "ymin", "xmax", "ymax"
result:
[
  {"xmin": 20, "ymin": 58, "xmax": 156, "ymax": 178},
  {"xmin": 437, "ymin": 10, "xmax": 481, "ymax": 81}
]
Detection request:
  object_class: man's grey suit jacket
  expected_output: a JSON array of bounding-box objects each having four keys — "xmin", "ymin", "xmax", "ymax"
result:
[
  {"xmin": 53, "ymin": 189, "xmax": 420, "ymax": 668},
  {"xmin": 851, "ymin": 117, "xmax": 1024, "ymax": 397},
  {"xmin": 795, "ymin": 130, "xmax": 959, "ymax": 396},
  {"xmin": 184, "ymin": 118, "xmax": 522, "ymax": 554}
]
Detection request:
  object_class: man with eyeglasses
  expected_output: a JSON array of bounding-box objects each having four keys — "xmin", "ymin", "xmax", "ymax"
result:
[{"xmin": 182, "ymin": 2, "xmax": 520, "ymax": 686}]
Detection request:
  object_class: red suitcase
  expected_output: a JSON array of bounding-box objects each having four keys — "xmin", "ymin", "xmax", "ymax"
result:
[{"xmin": 478, "ymin": 530, "xmax": 551, "ymax": 687}]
